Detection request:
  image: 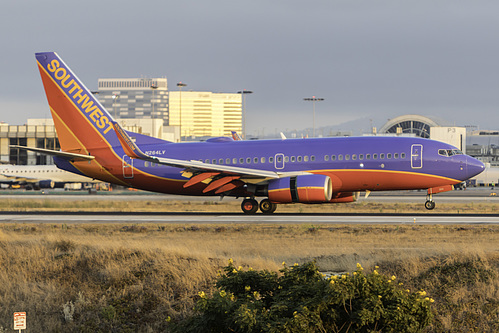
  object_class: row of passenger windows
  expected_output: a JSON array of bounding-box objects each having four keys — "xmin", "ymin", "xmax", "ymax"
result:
[
  {"xmin": 144, "ymin": 152, "xmax": 407, "ymax": 167},
  {"xmin": 324, "ymin": 152, "xmax": 406, "ymax": 161}
]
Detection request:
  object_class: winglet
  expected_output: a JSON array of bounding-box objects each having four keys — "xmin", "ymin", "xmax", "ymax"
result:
[{"xmin": 111, "ymin": 121, "xmax": 155, "ymax": 161}]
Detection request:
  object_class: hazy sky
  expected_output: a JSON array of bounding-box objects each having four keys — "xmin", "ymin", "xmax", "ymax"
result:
[{"xmin": 2, "ymin": 1, "xmax": 499, "ymax": 136}]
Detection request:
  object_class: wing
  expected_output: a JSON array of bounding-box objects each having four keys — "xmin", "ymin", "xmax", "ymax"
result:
[{"xmin": 112, "ymin": 122, "xmax": 309, "ymax": 193}]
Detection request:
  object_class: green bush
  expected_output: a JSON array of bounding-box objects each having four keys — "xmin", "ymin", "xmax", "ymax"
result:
[{"xmin": 176, "ymin": 261, "xmax": 433, "ymax": 332}]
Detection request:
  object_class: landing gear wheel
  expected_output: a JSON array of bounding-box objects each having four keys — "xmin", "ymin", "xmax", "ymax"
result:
[
  {"xmin": 260, "ymin": 199, "xmax": 277, "ymax": 214},
  {"xmin": 241, "ymin": 198, "xmax": 258, "ymax": 214},
  {"xmin": 425, "ymin": 200, "xmax": 436, "ymax": 210}
]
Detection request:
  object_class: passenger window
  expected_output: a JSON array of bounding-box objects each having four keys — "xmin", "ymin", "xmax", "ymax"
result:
[
  {"xmin": 233, "ymin": 158, "xmax": 238, "ymax": 164},
  {"xmin": 269, "ymin": 157, "xmax": 274, "ymax": 163},
  {"xmin": 261, "ymin": 157, "xmax": 266, "ymax": 163},
  {"xmin": 332, "ymin": 155, "xmax": 336, "ymax": 161},
  {"xmin": 226, "ymin": 158, "xmax": 231, "ymax": 164},
  {"xmin": 304, "ymin": 156, "xmax": 309, "ymax": 162},
  {"xmin": 401, "ymin": 153, "xmax": 406, "ymax": 158},
  {"xmin": 366, "ymin": 154, "xmax": 371, "ymax": 160},
  {"xmin": 246, "ymin": 157, "xmax": 251, "ymax": 164},
  {"xmin": 324, "ymin": 155, "xmax": 330, "ymax": 161},
  {"xmin": 373, "ymin": 154, "xmax": 378, "ymax": 159},
  {"xmin": 387, "ymin": 153, "xmax": 392, "ymax": 159},
  {"xmin": 144, "ymin": 161, "xmax": 149, "ymax": 167},
  {"xmin": 394, "ymin": 153, "xmax": 399, "ymax": 159},
  {"xmin": 239, "ymin": 158, "xmax": 244, "ymax": 164},
  {"xmin": 380, "ymin": 153, "xmax": 385, "ymax": 159},
  {"xmin": 285, "ymin": 156, "xmax": 289, "ymax": 162},
  {"xmin": 338, "ymin": 155, "xmax": 343, "ymax": 161},
  {"xmin": 212, "ymin": 159, "xmax": 217, "ymax": 164},
  {"xmin": 311, "ymin": 155, "xmax": 315, "ymax": 161},
  {"xmin": 219, "ymin": 159, "xmax": 224, "ymax": 164},
  {"xmin": 345, "ymin": 154, "xmax": 350, "ymax": 161},
  {"xmin": 297, "ymin": 156, "xmax": 302, "ymax": 162},
  {"xmin": 253, "ymin": 157, "xmax": 258, "ymax": 163},
  {"xmin": 352, "ymin": 154, "xmax": 357, "ymax": 160},
  {"xmin": 359, "ymin": 154, "xmax": 364, "ymax": 160},
  {"xmin": 205, "ymin": 159, "xmax": 210, "ymax": 164},
  {"xmin": 291, "ymin": 156, "xmax": 296, "ymax": 162}
]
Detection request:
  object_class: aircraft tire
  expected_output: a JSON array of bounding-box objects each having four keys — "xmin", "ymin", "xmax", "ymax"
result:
[
  {"xmin": 424, "ymin": 200, "xmax": 436, "ymax": 210},
  {"xmin": 241, "ymin": 198, "xmax": 258, "ymax": 214},
  {"xmin": 260, "ymin": 199, "xmax": 277, "ymax": 214}
]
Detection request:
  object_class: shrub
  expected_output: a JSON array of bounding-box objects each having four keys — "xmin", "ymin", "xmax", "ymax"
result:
[{"xmin": 176, "ymin": 261, "xmax": 433, "ymax": 332}]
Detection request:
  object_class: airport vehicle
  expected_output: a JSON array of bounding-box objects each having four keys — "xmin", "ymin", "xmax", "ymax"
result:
[
  {"xmin": 25, "ymin": 52, "xmax": 484, "ymax": 213},
  {"xmin": 0, "ymin": 164, "xmax": 97, "ymax": 190}
]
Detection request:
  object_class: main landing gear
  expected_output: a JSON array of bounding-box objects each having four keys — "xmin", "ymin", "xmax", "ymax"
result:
[{"xmin": 241, "ymin": 198, "xmax": 277, "ymax": 214}]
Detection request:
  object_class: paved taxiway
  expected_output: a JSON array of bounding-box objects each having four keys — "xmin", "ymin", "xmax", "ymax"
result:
[{"xmin": 1, "ymin": 212, "xmax": 499, "ymax": 224}]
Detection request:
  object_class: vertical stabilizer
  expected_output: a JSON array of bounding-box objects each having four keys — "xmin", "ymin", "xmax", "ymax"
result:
[{"xmin": 35, "ymin": 52, "xmax": 116, "ymax": 155}]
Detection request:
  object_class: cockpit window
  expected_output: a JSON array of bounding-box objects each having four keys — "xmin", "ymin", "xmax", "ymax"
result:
[{"xmin": 439, "ymin": 149, "xmax": 464, "ymax": 157}]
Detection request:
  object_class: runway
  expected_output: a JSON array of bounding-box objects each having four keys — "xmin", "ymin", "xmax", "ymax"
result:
[{"xmin": 1, "ymin": 211, "xmax": 499, "ymax": 224}]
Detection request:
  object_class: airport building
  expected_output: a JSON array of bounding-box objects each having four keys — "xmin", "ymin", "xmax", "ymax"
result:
[{"xmin": 95, "ymin": 78, "xmax": 242, "ymax": 140}]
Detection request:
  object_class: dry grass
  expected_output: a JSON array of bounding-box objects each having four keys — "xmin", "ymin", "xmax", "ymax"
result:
[
  {"xmin": 0, "ymin": 197, "xmax": 498, "ymax": 214},
  {"xmin": 0, "ymin": 223, "xmax": 498, "ymax": 331}
]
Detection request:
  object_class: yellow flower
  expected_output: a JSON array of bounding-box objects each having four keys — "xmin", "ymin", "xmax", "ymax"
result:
[
  {"xmin": 353, "ymin": 272, "xmax": 357, "ymax": 276},
  {"xmin": 238, "ymin": 266, "xmax": 243, "ymax": 271},
  {"xmin": 220, "ymin": 290, "xmax": 227, "ymax": 297},
  {"xmin": 245, "ymin": 286, "xmax": 251, "ymax": 292},
  {"xmin": 198, "ymin": 291, "xmax": 206, "ymax": 298},
  {"xmin": 228, "ymin": 258, "xmax": 233, "ymax": 264},
  {"xmin": 356, "ymin": 263, "xmax": 363, "ymax": 270},
  {"xmin": 282, "ymin": 261, "xmax": 286, "ymax": 266},
  {"xmin": 391, "ymin": 275, "xmax": 396, "ymax": 280},
  {"xmin": 248, "ymin": 267, "xmax": 254, "ymax": 271},
  {"xmin": 230, "ymin": 295, "xmax": 235, "ymax": 301},
  {"xmin": 378, "ymin": 295, "xmax": 382, "ymax": 299},
  {"xmin": 373, "ymin": 270, "xmax": 379, "ymax": 275},
  {"xmin": 294, "ymin": 263, "xmax": 299, "ymax": 267},
  {"xmin": 232, "ymin": 269, "xmax": 238, "ymax": 273},
  {"xmin": 330, "ymin": 280, "xmax": 335, "ymax": 284},
  {"xmin": 166, "ymin": 316, "xmax": 171, "ymax": 322},
  {"xmin": 425, "ymin": 297, "xmax": 430, "ymax": 301},
  {"xmin": 430, "ymin": 298, "xmax": 435, "ymax": 303},
  {"xmin": 418, "ymin": 290, "xmax": 427, "ymax": 296}
]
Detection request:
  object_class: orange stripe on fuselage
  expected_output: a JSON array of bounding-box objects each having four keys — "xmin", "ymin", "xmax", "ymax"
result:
[{"xmin": 314, "ymin": 169, "xmax": 460, "ymax": 192}]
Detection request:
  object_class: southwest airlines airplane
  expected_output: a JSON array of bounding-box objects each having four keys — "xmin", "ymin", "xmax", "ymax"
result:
[{"xmin": 24, "ymin": 52, "xmax": 484, "ymax": 214}]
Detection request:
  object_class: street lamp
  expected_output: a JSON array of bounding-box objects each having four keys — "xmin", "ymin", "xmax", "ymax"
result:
[
  {"xmin": 150, "ymin": 83, "xmax": 158, "ymax": 138},
  {"xmin": 237, "ymin": 90, "xmax": 253, "ymax": 139},
  {"xmin": 177, "ymin": 82, "xmax": 187, "ymax": 141},
  {"xmin": 303, "ymin": 96, "xmax": 324, "ymax": 137},
  {"xmin": 112, "ymin": 94, "xmax": 120, "ymax": 119}
]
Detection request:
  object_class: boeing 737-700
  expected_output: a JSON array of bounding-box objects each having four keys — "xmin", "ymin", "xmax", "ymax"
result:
[{"xmin": 21, "ymin": 52, "xmax": 484, "ymax": 213}]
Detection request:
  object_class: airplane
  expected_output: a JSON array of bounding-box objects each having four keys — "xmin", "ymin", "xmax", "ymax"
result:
[
  {"xmin": 0, "ymin": 164, "xmax": 98, "ymax": 190},
  {"xmin": 26, "ymin": 52, "xmax": 484, "ymax": 213}
]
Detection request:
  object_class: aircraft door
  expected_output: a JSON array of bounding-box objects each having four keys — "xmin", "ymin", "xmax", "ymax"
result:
[
  {"xmin": 275, "ymin": 153, "xmax": 285, "ymax": 170},
  {"xmin": 123, "ymin": 155, "xmax": 134, "ymax": 179},
  {"xmin": 411, "ymin": 144, "xmax": 423, "ymax": 169}
]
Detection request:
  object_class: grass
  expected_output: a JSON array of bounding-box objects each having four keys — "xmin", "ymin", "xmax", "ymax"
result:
[
  {"xmin": 0, "ymin": 197, "xmax": 498, "ymax": 214},
  {"xmin": 0, "ymin": 222, "xmax": 498, "ymax": 331}
]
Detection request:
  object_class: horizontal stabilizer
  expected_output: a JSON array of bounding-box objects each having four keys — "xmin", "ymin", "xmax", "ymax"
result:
[{"xmin": 9, "ymin": 145, "xmax": 95, "ymax": 161}]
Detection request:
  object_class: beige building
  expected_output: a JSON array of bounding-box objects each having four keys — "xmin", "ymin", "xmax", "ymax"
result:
[
  {"xmin": 169, "ymin": 91, "xmax": 242, "ymax": 138},
  {"xmin": 0, "ymin": 119, "xmax": 58, "ymax": 165}
]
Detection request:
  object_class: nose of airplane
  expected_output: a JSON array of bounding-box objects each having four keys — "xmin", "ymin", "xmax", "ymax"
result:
[{"xmin": 466, "ymin": 156, "xmax": 485, "ymax": 179}]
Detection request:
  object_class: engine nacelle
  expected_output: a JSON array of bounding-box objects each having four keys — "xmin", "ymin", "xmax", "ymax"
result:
[
  {"xmin": 268, "ymin": 175, "xmax": 332, "ymax": 203},
  {"xmin": 329, "ymin": 191, "xmax": 359, "ymax": 203},
  {"xmin": 38, "ymin": 180, "xmax": 55, "ymax": 189}
]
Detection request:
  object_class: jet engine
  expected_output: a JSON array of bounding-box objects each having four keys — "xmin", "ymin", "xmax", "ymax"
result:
[
  {"xmin": 329, "ymin": 191, "xmax": 359, "ymax": 203},
  {"xmin": 268, "ymin": 174, "xmax": 332, "ymax": 203}
]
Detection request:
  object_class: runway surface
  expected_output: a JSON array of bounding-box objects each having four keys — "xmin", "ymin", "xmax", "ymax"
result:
[{"xmin": 1, "ymin": 211, "xmax": 499, "ymax": 224}]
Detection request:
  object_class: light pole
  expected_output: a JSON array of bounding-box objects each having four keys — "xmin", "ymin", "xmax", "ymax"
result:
[
  {"xmin": 112, "ymin": 94, "xmax": 120, "ymax": 119},
  {"xmin": 237, "ymin": 90, "xmax": 253, "ymax": 139},
  {"xmin": 177, "ymin": 82, "xmax": 187, "ymax": 141},
  {"xmin": 303, "ymin": 96, "xmax": 324, "ymax": 137},
  {"xmin": 150, "ymin": 83, "xmax": 158, "ymax": 138}
]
